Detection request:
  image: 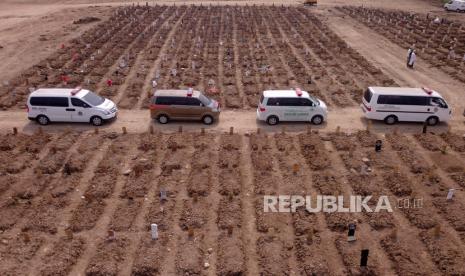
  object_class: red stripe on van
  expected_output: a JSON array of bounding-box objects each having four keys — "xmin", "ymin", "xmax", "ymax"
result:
[{"xmin": 149, "ymin": 104, "xmax": 169, "ymax": 110}]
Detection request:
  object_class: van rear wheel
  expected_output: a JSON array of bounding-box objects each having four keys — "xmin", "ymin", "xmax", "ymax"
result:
[
  {"xmin": 266, "ymin": 115, "xmax": 279, "ymax": 125},
  {"xmin": 384, "ymin": 115, "xmax": 398, "ymax": 125},
  {"xmin": 90, "ymin": 116, "xmax": 103, "ymax": 126},
  {"xmin": 36, "ymin": 115, "xmax": 49, "ymax": 125},
  {"xmin": 426, "ymin": 116, "xmax": 439, "ymax": 126},
  {"xmin": 157, "ymin": 114, "xmax": 169, "ymax": 124}
]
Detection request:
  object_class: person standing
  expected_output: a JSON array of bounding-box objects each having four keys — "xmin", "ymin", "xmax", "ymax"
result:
[
  {"xmin": 407, "ymin": 47, "xmax": 414, "ymax": 66},
  {"xmin": 407, "ymin": 49, "xmax": 416, "ymax": 69}
]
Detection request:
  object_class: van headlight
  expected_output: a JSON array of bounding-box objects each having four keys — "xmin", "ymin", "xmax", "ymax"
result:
[{"xmin": 102, "ymin": 110, "xmax": 111, "ymax": 115}]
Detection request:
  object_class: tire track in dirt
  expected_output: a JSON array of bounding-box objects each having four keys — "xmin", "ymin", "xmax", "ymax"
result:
[
  {"xmin": 322, "ymin": 141, "xmax": 397, "ymax": 275},
  {"xmin": 248, "ymin": 133, "xmax": 298, "ymax": 274},
  {"xmin": 135, "ymin": 6, "xmax": 189, "ymax": 109},
  {"xmin": 295, "ymin": 8, "xmax": 394, "ymax": 89},
  {"xmin": 202, "ymin": 134, "xmax": 221, "ymax": 276},
  {"xmin": 231, "ymin": 9, "xmax": 247, "ymax": 109},
  {"xmin": 213, "ymin": 133, "xmax": 247, "ymax": 275},
  {"xmin": 27, "ymin": 133, "xmax": 112, "ymax": 275},
  {"xmin": 0, "ymin": 131, "xmax": 53, "ymax": 199},
  {"xmin": 116, "ymin": 131, "xmax": 166, "ymax": 275},
  {"xmin": 3, "ymin": 132, "xmax": 82, "ymax": 271},
  {"xmin": 268, "ymin": 7, "xmax": 355, "ymax": 107},
  {"xmin": 154, "ymin": 133, "xmax": 197, "ymax": 275},
  {"xmin": 282, "ymin": 132, "xmax": 347, "ymax": 275},
  {"xmin": 250, "ymin": 8, "xmax": 296, "ymax": 90},
  {"xmin": 301, "ymin": 131, "xmax": 398, "ymax": 275},
  {"xmin": 0, "ymin": 131, "xmax": 81, "ymax": 275},
  {"xmin": 68, "ymin": 133, "xmax": 140, "ymax": 275},
  {"xmin": 396, "ymin": 133, "xmax": 465, "ymax": 245},
  {"xmin": 92, "ymin": 8, "xmax": 164, "ymax": 101},
  {"xmin": 152, "ymin": 6, "xmax": 199, "ymax": 90},
  {"xmin": 239, "ymin": 134, "xmax": 260, "ymax": 275},
  {"xmin": 327, "ymin": 130, "xmax": 442, "ymax": 274},
  {"xmin": 113, "ymin": 6, "xmax": 172, "ymax": 106}
]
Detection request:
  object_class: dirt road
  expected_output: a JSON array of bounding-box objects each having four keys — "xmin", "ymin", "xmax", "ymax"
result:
[{"xmin": 0, "ymin": 107, "xmax": 460, "ymax": 135}]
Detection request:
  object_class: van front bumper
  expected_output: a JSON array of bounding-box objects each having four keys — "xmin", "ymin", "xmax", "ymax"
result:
[{"xmin": 102, "ymin": 111, "xmax": 117, "ymax": 121}]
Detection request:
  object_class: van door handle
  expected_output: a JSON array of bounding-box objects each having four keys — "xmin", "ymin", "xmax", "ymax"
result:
[
  {"xmin": 66, "ymin": 108, "xmax": 76, "ymax": 111},
  {"xmin": 427, "ymin": 108, "xmax": 430, "ymax": 112}
]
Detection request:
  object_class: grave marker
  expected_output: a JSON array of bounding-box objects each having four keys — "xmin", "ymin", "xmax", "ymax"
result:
[
  {"xmin": 151, "ymin": 223, "xmax": 158, "ymax": 240},
  {"xmin": 348, "ymin": 223, "xmax": 357, "ymax": 242}
]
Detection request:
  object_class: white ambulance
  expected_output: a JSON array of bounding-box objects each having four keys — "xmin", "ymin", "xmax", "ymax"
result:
[
  {"xmin": 361, "ymin": 86, "xmax": 451, "ymax": 125},
  {"xmin": 27, "ymin": 87, "xmax": 118, "ymax": 126},
  {"xmin": 444, "ymin": 0, "xmax": 465, "ymax": 12},
  {"xmin": 256, "ymin": 88, "xmax": 328, "ymax": 125}
]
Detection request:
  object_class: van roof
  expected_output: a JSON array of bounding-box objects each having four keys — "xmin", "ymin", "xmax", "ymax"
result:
[
  {"xmin": 263, "ymin": 90, "xmax": 310, "ymax": 98},
  {"xmin": 30, "ymin": 88, "xmax": 88, "ymax": 98},
  {"xmin": 154, "ymin": 89, "xmax": 201, "ymax": 98},
  {"xmin": 369, "ymin": 87, "xmax": 442, "ymax": 97}
]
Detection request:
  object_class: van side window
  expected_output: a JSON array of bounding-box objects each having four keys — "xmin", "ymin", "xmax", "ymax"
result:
[
  {"xmin": 71, "ymin": 98, "xmax": 89, "ymax": 108},
  {"xmin": 377, "ymin": 95, "xmax": 429, "ymax": 105},
  {"xmin": 267, "ymin": 98, "xmax": 278, "ymax": 106},
  {"xmin": 30, "ymin": 97, "xmax": 68, "ymax": 107},
  {"xmin": 155, "ymin": 96, "xmax": 170, "ymax": 105},
  {"xmin": 279, "ymin": 98, "xmax": 300, "ymax": 106},
  {"xmin": 186, "ymin": 97, "xmax": 201, "ymax": 106},
  {"xmin": 300, "ymin": 98, "xmax": 313, "ymax": 106},
  {"xmin": 155, "ymin": 96, "xmax": 187, "ymax": 105},
  {"xmin": 171, "ymin": 97, "xmax": 187, "ymax": 105}
]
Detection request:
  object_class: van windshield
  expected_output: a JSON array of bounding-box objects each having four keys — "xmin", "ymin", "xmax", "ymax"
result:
[
  {"xmin": 199, "ymin": 94, "xmax": 212, "ymax": 106},
  {"xmin": 83, "ymin": 91, "xmax": 105, "ymax": 106},
  {"xmin": 308, "ymin": 95, "xmax": 319, "ymax": 105}
]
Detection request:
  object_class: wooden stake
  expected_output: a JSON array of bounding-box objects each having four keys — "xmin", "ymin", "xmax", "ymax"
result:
[
  {"xmin": 188, "ymin": 227, "xmax": 194, "ymax": 239},
  {"xmin": 149, "ymin": 125, "xmax": 154, "ymax": 134},
  {"xmin": 229, "ymin": 127, "xmax": 234, "ymax": 135},
  {"xmin": 201, "ymin": 128, "xmax": 205, "ymax": 135},
  {"xmin": 178, "ymin": 126, "xmax": 182, "ymax": 133},
  {"xmin": 13, "ymin": 127, "xmax": 17, "ymax": 135},
  {"xmin": 307, "ymin": 229, "xmax": 313, "ymax": 245},
  {"xmin": 257, "ymin": 128, "xmax": 261, "ymax": 134},
  {"xmin": 122, "ymin": 126, "xmax": 127, "ymax": 134},
  {"xmin": 281, "ymin": 126, "xmax": 286, "ymax": 134},
  {"xmin": 94, "ymin": 128, "xmax": 99, "ymax": 134},
  {"xmin": 433, "ymin": 224, "xmax": 441, "ymax": 238},
  {"xmin": 227, "ymin": 225, "xmax": 233, "ymax": 236}
]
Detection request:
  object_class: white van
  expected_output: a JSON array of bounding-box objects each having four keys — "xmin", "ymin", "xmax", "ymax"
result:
[
  {"xmin": 361, "ymin": 87, "xmax": 451, "ymax": 125},
  {"xmin": 27, "ymin": 87, "xmax": 118, "ymax": 126},
  {"xmin": 257, "ymin": 88, "xmax": 328, "ymax": 125},
  {"xmin": 445, "ymin": 0, "xmax": 465, "ymax": 12}
]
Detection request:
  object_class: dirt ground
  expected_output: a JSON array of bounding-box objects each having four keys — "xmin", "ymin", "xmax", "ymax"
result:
[{"xmin": 1, "ymin": 0, "xmax": 465, "ymax": 275}]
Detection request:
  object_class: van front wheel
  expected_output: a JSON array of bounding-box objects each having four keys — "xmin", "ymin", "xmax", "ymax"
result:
[
  {"xmin": 202, "ymin": 115, "xmax": 214, "ymax": 125},
  {"xmin": 36, "ymin": 115, "xmax": 50, "ymax": 125},
  {"xmin": 384, "ymin": 115, "xmax": 398, "ymax": 125},
  {"xmin": 90, "ymin": 116, "xmax": 103, "ymax": 126},
  {"xmin": 311, "ymin": 115, "xmax": 324, "ymax": 125},
  {"xmin": 426, "ymin": 116, "xmax": 439, "ymax": 126}
]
